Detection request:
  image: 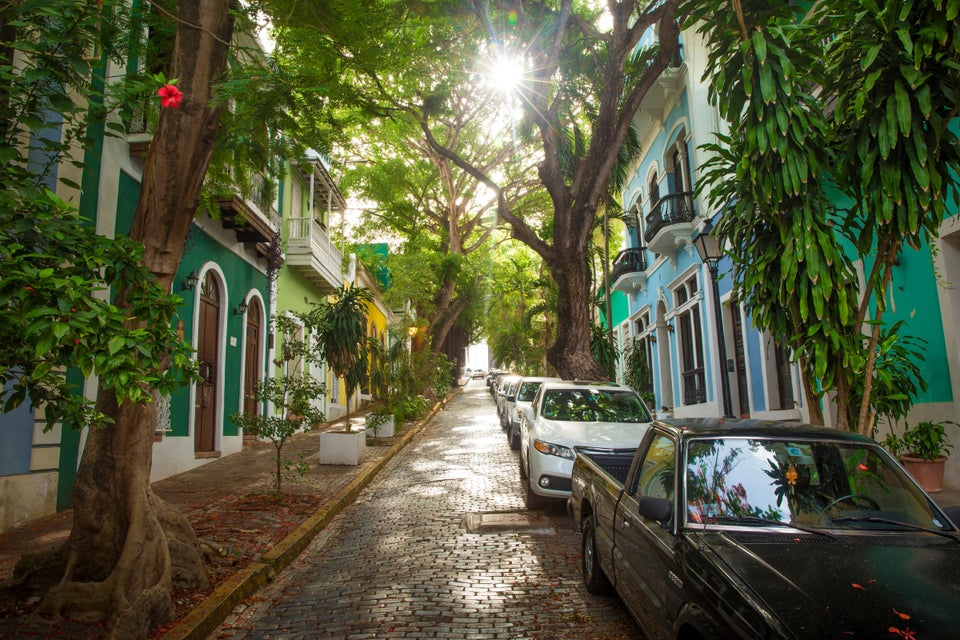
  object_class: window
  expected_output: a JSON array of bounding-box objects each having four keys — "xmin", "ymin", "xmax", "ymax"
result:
[
  {"xmin": 774, "ymin": 343, "xmax": 795, "ymax": 409},
  {"xmin": 674, "ymin": 275, "xmax": 705, "ymax": 405},
  {"xmin": 632, "ymin": 432, "xmax": 676, "ymax": 501}
]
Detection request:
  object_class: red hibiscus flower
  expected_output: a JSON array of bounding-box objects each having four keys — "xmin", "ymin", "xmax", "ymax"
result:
[{"xmin": 157, "ymin": 83, "xmax": 183, "ymax": 108}]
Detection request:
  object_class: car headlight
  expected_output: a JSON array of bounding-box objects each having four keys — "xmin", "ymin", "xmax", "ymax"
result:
[{"xmin": 533, "ymin": 439, "xmax": 574, "ymax": 460}]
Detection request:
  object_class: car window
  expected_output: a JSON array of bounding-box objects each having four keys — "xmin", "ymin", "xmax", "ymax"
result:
[
  {"xmin": 517, "ymin": 381, "xmax": 542, "ymax": 402},
  {"xmin": 632, "ymin": 432, "xmax": 675, "ymax": 501},
  {"xmin": 540, "ymin": 389, "xmax": 651, "ymax": 423}
]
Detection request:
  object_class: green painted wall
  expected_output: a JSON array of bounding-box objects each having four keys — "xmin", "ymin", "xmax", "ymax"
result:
[
  {"xmin": 172, "ymin": 231, "xmax": 269, "ymax": 438},
  {"xmin": 115, "ymin": 183, "xmax": 270, "ymax": 439}
]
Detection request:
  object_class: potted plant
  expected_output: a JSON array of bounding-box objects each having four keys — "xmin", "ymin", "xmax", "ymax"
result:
[
  {"xmin": 884, "ymin": 420, "xmax": 956, "ymax": 493},
  {"xmin": 365, "ymin": 407, "xmax": 395, "ymax": 439},
  {"xmin": 302, "ymin": 284, "xmax": 373, "ymax": 465}
]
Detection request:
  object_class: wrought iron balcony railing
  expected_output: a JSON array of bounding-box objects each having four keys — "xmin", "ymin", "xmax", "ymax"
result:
[
  {"xmin": 643, "ymin": 191, "xmax": 696, "ymax": 244},
  {"xmin": 610, "ymin": 248, "xmax": 647, "ymax": 284}
]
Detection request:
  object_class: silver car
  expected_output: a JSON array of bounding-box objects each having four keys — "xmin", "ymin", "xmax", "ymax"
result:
[{"xmin": 507, "ymin": 377, "xmax": 561, "ymax": 450}]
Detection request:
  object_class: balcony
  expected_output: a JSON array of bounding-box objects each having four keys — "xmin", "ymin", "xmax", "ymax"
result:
[
  {"xmin": 219, "ymin": 173, "xmax": 282, "ymax": 259},
  {"xmin": 632, "ymin": 49, "xmax": 687, "ymax": 134},
  {"xmin": 644, "ymin": 191, "xmax": 697, "ymax": 256},
  {"xmin": 285, "ymin": 216, "xmax": 344, "ymax": 293},
  {"xmin": 642, "ymin": 50, "xmax": 686, "ymax": 116},
  {"xmin": 610, "ymin": 248, "xmax": 648, "ymax": 293}
]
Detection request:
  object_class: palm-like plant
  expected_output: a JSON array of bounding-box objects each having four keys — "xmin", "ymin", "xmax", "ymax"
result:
[{"xmin": 304, "ymin": 284, "xmax": 373, "ymax": 431}]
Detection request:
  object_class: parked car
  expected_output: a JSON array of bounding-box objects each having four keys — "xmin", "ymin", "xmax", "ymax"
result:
[
  {"xmin": 496, "ymin": 375, "xmax": 521, "ymax": 428},
  {"xmin": 488, "ymin": 370, "xmax": 506, "ymax": 395},
  {"xmin": 570, "ymin": 418, "xmax": 960, "ymax": 640},
  {"xmin": 507, "ymin": 376, "xmax": 561, "ymax": 451},
  {"xmin": 519, "ymin": 380, "xmax": 652, "ymax": 509}
]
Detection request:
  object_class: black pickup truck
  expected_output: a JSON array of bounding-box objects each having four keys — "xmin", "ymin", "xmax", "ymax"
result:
[{"xmin": 569, "ymin": 418, "xmax": 960, "ymax": 640}]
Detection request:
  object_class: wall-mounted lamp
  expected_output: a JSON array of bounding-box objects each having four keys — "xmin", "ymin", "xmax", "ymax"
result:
[
  {"xmin": 182, "ymin": 270, "xmax": 199, "ymax": 291},
  {"xmin": 666, "ymin": 323, "xmax": 675, "ymax": 333},
  {"xmin": 407, "ymin": 326, "xmax": 418, "ymax": 337},
  {"xmin": 647, "ymin": 334, "xmax": 656, "ymax": 344},
  {"xmin": 235, "ymin": 301, "xmax": 249, "ymax": 316}
]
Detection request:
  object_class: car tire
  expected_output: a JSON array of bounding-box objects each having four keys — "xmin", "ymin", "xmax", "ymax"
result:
[
  {"xmin": 509, "ymin": 426, "xmax": 520, "ymax": 451},
  {"xmin": 581, "ymin": 515, "xmax": 612, "ymax": 595},
  {"xmin": 524, "ymin": 478, "xmax": 547, "ymax": 510},
  {"xmin": 519, "ymin": 453, "xmax": 528, "ymax": 479}
]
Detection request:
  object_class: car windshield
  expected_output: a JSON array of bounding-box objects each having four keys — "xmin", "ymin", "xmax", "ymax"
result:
[
  {"xmin": 541, "ymin": 389, "xmax": 651, "ymax": 423},
  {"xmin": 684, "ymin": 437, "xmax": 952, "ymax": 532}
]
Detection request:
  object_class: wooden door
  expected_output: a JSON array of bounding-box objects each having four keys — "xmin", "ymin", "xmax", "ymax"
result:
[
  {"xmin": 195, "ymin": 272, "xmax": 220, "ymax": 453},
  {"xmin": 243, "ymin": 298, "xmax": 262, "ymax": 416}
]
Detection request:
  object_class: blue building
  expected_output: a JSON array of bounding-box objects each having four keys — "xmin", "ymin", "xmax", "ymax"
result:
[{"xmin": 610, "ymin": 24, "xmax": 960, "ymax": 484}]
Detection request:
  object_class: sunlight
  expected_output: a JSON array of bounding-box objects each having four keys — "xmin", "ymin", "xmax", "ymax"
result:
[{"xmin": 486, "ymin": 54, "xmax": 525, "ymax": 95}]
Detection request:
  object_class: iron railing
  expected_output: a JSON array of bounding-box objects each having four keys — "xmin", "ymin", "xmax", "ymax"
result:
[{"xmin": 644, "ymin": 191, "xmax": 696, "ymax": 243}]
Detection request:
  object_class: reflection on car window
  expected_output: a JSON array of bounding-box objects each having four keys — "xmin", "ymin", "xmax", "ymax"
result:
[
  {"xmin": 633, "ymin": 433, "xmax": 675, "ymax": 501},
  {"xmin": 684, "ymin": 438, "xmax": 947, "ymax": 530},
  {"xmin": 541, "ymin": 389, "xmax": 651, "ymax": 423},
  {"xmin": 517, "ymin": 382, "xmax": 542, "ymax": 402}
]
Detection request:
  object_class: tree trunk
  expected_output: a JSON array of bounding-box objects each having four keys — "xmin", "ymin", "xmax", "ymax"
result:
[
  {"xmin": 546, "ymin": 249, "xmax": 606, "ymax": 380},
  {"xmin": 32, "ymin": 3, "xmax": 235, "ymax": 637},
  {"xmin": 429, "ymin": 279, "xmax": 470, "ymax": 355}
]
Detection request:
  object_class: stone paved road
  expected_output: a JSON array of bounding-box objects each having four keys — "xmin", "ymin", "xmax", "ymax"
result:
[{"xmin": 210, "ymin": 380, "xmax": 643, "ymax": 640}]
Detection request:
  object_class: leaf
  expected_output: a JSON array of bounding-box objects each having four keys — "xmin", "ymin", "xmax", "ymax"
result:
[
  {"xmin": 861, "ymin": 44, "xmax": 882, "ymax": 71},
  {"xmin": 893, "ymin": 80, "xmax": 911, "ymax": 136},
  {"xmin": 108, "ymin": 335, "xmax": 125, "ymax": 355}
]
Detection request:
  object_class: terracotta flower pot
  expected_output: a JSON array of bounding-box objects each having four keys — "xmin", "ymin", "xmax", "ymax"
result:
[{"xmin": 900, "ymin": 455, "xmax": 947, "ymax": 493}]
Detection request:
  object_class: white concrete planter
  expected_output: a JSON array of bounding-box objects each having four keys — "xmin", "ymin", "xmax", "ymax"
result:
[
  {"xmin": 317, "ymin": 430, "xmax": 367, "ymax": 466},
  {"xmin": 365, "ymin": 414, "xmax": 395, "ymax": 439}
]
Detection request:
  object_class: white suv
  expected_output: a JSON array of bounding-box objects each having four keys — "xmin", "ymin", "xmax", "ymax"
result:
[{"xmin": 519, "ymin": 381, "xmax": 652, "ymax": 509}]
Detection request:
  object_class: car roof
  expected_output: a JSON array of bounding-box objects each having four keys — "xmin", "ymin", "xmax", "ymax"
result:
[
  {"xmin": 539, "ymin": 380, "xmax": 634, "ymax": 391},
  {"xmin": 517, "ymin": 376, "xmax": 561, "ymax": 383},
  {"xmin": 652, "ymin": 418, "xmax": 875, "ymax": 444}
]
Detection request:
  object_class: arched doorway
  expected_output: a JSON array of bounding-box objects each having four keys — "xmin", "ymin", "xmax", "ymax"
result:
[
  {"xmin": 195, "ymin": 271, "xmax": 221, "ymax": 454},
  {"xmin": 243, "ymin": 297, "xmax": 263, "ymax": 418}
]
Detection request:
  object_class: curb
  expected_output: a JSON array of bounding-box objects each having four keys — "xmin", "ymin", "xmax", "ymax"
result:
[{"xmin": 157, "ymin": 390, "xmax": 457, "ymax": 640}]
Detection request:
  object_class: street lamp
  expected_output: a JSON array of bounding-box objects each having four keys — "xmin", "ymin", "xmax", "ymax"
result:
[{"xmin": 694, "ymin": 218, "xmax": 734, "ymax": 418}]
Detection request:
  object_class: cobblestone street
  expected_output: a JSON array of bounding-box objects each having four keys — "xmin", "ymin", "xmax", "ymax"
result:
[{"xmin": 211, "ymin": 381, "xmax": 642, "ymax": 640}]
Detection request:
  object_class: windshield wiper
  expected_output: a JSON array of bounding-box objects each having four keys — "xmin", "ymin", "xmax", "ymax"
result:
[
  {"xmin": 704, "ymin": 515, "xmax": 838, "ymax": 539},
  {"xmin": 831, "ymin": 516, "xmax": 960, "ymax": 541}
]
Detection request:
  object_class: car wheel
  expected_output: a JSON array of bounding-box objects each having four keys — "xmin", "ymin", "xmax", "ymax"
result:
[
  {"xmin": 581, "ymin": 515, "xmax": 612, "ymax": 595},
  {"xmin": 519, "ymin": 453, "xmax": 528, "ymax": 479},
  {"xmin": 524, "ymin": 478, "xmax": 547, "ymax": 510},
  {"xmin": 509, "ymin": 426, "xmax": 520, "ymax": 451},
  {"xmin": 580, "ymin": 514, "xmax": 610, "ymax": 595}
]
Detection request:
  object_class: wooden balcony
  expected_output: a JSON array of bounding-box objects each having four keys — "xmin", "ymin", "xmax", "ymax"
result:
[
  {"xmin": 219, "ymin": 174, "xmax": 282, "ymax": 259},
  {"xmin": 285, "ymin": 216, "xmax": 344, "ymax": 293}
]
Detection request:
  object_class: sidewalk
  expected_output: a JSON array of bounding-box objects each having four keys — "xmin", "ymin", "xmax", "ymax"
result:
[{"xmin": 0, "ymin": 396, "xmax": 451, "ymax": 640}]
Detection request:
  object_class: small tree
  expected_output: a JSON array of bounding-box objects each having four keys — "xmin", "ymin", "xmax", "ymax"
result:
[
  {"xmin": 305, "ymin": 284, "xmax": 373, "ymax": 431},
  {"xmin": 231, "ymin": 315, "xmax": 324, "ymax": 493}
]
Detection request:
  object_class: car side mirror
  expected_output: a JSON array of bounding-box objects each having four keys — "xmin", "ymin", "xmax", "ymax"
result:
[
  {"xmin": 507, "ymin": 395, "xmax": 516, "ymax": 402},
  {"xmin": 638, "ymin": 496, "xmax": 673, "ymax": 523},
  {"xmin": 522, "ymin": 407, "xmax": 534, "ymax": 422}
]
